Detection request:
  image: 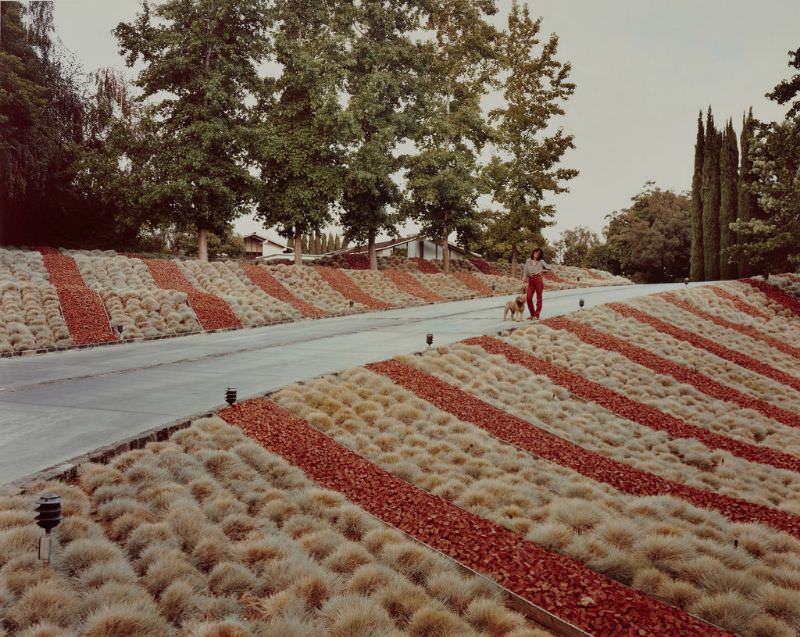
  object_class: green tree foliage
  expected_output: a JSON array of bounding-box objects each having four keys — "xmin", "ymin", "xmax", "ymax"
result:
[
  {"xmin": 718, "ymin": 120, "xmax": 739, "ymax": 279},
  {"xmin": 483, "ymin": 1, "xmax": 576, "ymax": 277},
  {"xmin": 174, "ymin": 228, "xmax": 244, "ymax": 259},
  {"xmin": 736, "ymin": 109, "xmax": 760, "ymax": 276},
  {"xmin": 114, "ymin": 0, "xmax": 270, "ymax": 260},
  {"xmin": 554, "ymin": 226, "xmax": 600, "ymax": 267},
  {"xmin": 402, "ymin": 0, "xmax": 497, "ymax": 273},
  {"xmin": 603, "ymin": 184, "xmax": 691, "ymax": 283},
  {"xmin": 766, "ymin": 47, "xmax": 800, "ymax": 118},
  {"xmin": 701, "ymin": 109, "xmax": 721, "ymax": 280},
  {"xmin": 1, "ymin": 2, "xmax": 137, "ymax": 247},
  {"xmin": 253, "ymin": 0, "xmax": 349, "ymax": 264},
  {"xmin": 689, "ymin": 112, "xmax": 704, "ymax": 280},
  {"xmin": 338, "ymin": 1, "xmax": 425, "ymax": 270},
  {"xmin": 731, "ymin": 47, "xmax": 800, "ymax": 274}
]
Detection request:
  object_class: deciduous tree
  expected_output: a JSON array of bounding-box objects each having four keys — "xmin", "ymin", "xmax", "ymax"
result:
[{"xmin": 554, "ymin": 226, "xmax": 600, "ymax": 267}]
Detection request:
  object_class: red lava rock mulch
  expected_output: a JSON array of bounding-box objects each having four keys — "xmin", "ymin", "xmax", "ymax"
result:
[
  {"xmin": 708, "ymin": 286, "xmax": 772, "ymax": 320},
  {"xmin": 313, "ymin": 266, "xmax": 391, "ymax": 310},
  {"xmin": 383, "ymin": 270, "xmax": 446, "ymax": 303},
  {"xmin": 744, "ymin": 278, "xmax": 800, "ymax": 317},
  {"xmin": 220, "ymin": 398, "xmax": 732, "ymax": 637},
  {"xmin": 468, "ymin": 258, "xmax": 497, "ymax": 275},
  {"xmin": 410, "ymin": 257, "xmax": 441, "ymax": 274},
  {"xmin": 241, "ymin": 264, "xmax": 325, "ymax": 318},
  {"xmin": 608, "ymin": 302, "xmax": 800, "ymax": 392},
  {"xmin": 662, "ymin": 292, "xmax": 800, "ymax": 359},
  {"xmin": 142, "ymin": 258, "xmax": 240, "ymax": 330},
  {"xmin": 543, "ymin": 271, "xmax": 570, "ymax": 285},
  {"xmin": 469, "ymin": 336, "xmax": 800, "ymax": 474},
  {"xmin": 37, "ymin": 249, "xmax": 116, "ymax": 345},
  {"xmin": 369, "ymin": 359, "xmax": 800, "ymax": 538},
  {"xmin": 340, "ymin": 253, "xmax": 371, "ymax": 269},
  {"xmin": 586, "ymin": 269, "xmax": 606, "ymax": 280},
  {"xmin": 452, "ymin": 271, "xmax": 493, "ymax": 296},
  {"xmin": 545, "ymin": 316, "xmax": 800, "ymax": 430}
]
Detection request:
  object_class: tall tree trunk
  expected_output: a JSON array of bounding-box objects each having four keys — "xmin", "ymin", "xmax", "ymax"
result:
[
  {"xmin": 511, "ymin": 244, "xmax": 518, "ymax": 279},
  {"xmin": 198, "ymin": 227, "xmax": 209, "ymax": 262},
  {"xmin": 368, "ymin": 230, "xmax": 378, "ymax": 271},
  {"xmin": 441, "ymin": 225, "xmax": 450, "ymax": 274},
  {"xmin": 294, "ymin": 227, "xmax": 302, "ymax": 266}
]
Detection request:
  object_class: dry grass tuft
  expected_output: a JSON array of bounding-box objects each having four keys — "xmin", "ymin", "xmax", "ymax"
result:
[
  {"xmin": 0, "ymin": 555, "xmax": 55, "ymax": 597},
  {"xmin": 465, "ymin": 597, "xmax": 525, "ymax": 636},
  {"xmin": 208, "ymin": 561, "xmax": 258, "ymax": 596},
  {"xmin": 81, "ymin": 603, "xmax": 170, "ymax": 637},
  {"xmin": 183, "ymin": 619, "xmax": 253, "ymax": 637},
  {"xmin": 406, "ymin": 604, "xmax": 474, "ymax": 637},
  {"xmin": 689, "ymin": 591, "xmax": 759, "ymax": 632},
  {"xmin": 0, "ymin": 526, "xmax": 40, "ymax": 567},
  {"xmin": 60, "ymin": 537, "xmax": 124, "ymax": 576},
  {"xmin": 158, "ymin": 579, "xmax": 210, "ymax": 625},
  {"xmin": 320, "ymin": 594, "xmax": 397, "ymax": 637},
  {"xmin": 17, "ymin": 623, "xmax": 78, "ymax": 637},
  {"xmin": 8, "ymin": 580, "xmax": 81, "ymax": 630}
]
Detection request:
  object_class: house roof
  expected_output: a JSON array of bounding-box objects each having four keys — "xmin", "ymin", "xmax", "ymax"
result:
[
  {"xmin": 244, "ymin": 234, "xmax": 287, "ymax": 249},
  {"xmin": 341, "ymin": 234, "xmax": 478, "ymax": 257}
]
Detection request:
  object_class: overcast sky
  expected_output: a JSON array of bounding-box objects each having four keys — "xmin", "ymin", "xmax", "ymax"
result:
[{"xmin": 52, "ymin": 0, "xmax": 798, "ymax": 244}]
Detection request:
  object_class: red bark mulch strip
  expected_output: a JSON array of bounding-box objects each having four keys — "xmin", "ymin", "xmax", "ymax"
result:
[
  {"xmin": 708, "ymin": 286, "xmax": 772, "ymax": 320},
  {"xmin": 313, "ymin": 266, "xmax": 391, "ymax": 310},
  {"xmin": 543, "ymin": 271, "xmax": 570, "ymax": 284},
  {"xmin": 220, "ymin": 398, "xmax": 731, "ymax": 637},
  {"xmin": 744, "ymin": 278, "xmax": 800, "ymax": 317},
  {"xmin": 662, "ymin": 292, "xmax": 800, "ymax": 359},
  {"xmin": 241, "ymin": 264, "xmax": 326, "ymax": 318},
  {"xmin": 469, "ymin": 258, "xmax": 498, "ymax": 275},
  {"xmin": 608, "ymin": 302, "xmax": 800, "ymax": 392},
  {"xmin": 37, "ymin": 249, "xmax": 116, "ymax": 345},
  {"xmin": 142, "ymin": 258, "xmax": 240, "ymax": 330},
  {"xmin": 369, "ymin": 359, "xmax": 800, "ymax": 538},
  {"xmin": 469, "ymin": 336, "xmax": 800, "ymax": 474},
  {"xmin": 452, "ymin": 271, "xmax": 493, "ymax": 296},
  {"xmin": 383, "ymin": 270, "xmax": 446, "ymax": 303},
  {"xmin": 586, "ymin": 269, "xmax": 606, "ymax": 280},
  {"xmin": 410, "ymin": 257, "xmax": 441, "ymax": 274},
  {"xmin": 544, "ymin": 316, "xmax": 800, "ymax": 430}
]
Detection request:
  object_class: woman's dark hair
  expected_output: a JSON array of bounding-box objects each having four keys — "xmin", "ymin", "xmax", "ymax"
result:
[{"xmin": 531, "ymin": 248, "xmax": 543, "ymax": 259}]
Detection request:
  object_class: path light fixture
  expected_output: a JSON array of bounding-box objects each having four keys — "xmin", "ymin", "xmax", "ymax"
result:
[
  {"xmin": 426, "ymin": 333, "xmax": 433, "ymax": 349},
  {"xmin": 35, "ymin": 493, "xmax": 62, "ymax": 564},
  {"xmin": 684, "ymin": 277, "xmax": 689, "ymax": 286},
  {"xmin": 579, "ymin": 298, "xmax": 585, "ymax": 309},
  {"xmin": 764, "ymin": 272, "xmax": 770, "ymax": 281},
  {"xmin": 349, "ymin": 300, "xmax": 354, "ymax": 307},
  {"xmin": 116, "ymin": 324, "xmax": 123, "ymax": 335},
  {"xmin": 577, "ymin": 276, "xmax": 581, "ymax": 283},
  {"xmin": 225, "ymin": 387, "xmax": 237, "ymax": 406}
]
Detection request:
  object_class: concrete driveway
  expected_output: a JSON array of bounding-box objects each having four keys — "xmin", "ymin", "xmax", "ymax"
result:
[{"xmin": 0, "ymin": 282, "xmax": 700, "ymax": 484}]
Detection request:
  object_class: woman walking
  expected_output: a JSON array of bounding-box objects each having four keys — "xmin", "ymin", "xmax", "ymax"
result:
[{"xmin": 523, "ymin": 248, "xmax": 550, "ymax": 320}]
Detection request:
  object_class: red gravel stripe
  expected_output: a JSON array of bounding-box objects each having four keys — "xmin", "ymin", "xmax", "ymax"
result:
[
  {"xmin": 546, "ymin": 316, "xmax": 800, "ymax": 430},
  {"xmin": 314, "ymin": 266, "xmax": 391, "ymax": 310},
  {"xmin": 452, "ymin": 271, "xmax": 493, "ymax": 295},
  {"xmin": 369, "ymin": 359, "xmax": 800, "ymax": 538},
  {"xmin": 142, "ymin": 259, "xmax": 240, "ymax": 330},
  {"xmin": 38, "ymin": 250, "xmax": 116, "ymax": 345},
  {"xmin": 384, "ymin": 270, "xmax": 446, "ymax": 303},
  {"xmin": 708, "ymin": 287, "xmax": 771, "ymax": 320},
  {"xmin": 469, "ymin": 258, "xmax": 498, "ymax": 275},
  {"xmin": 410, "ymin": 257, "xmax": 441, "ymax": 274},
  {"xmin": 661, "ymin": 292, "xmax": 800, "ymax": 359},
  {"xmin": 744, "ymin": 279, "xmax": 800, "ymax": 316},
  {"xmin": 241, "ymin": 264, "xmax": 325, "ymax": 318},
  {"xmin": 607, "ymin": 302, "xmax": 800, "ymax": 391},
  {"xmin": 220, "ymin": 398, "xmax": 731, "ymax": 637},
  {"xmin": 468, "ymin": 336, "xmax": 800, "ymax": 474},
  {"xmin": 544, "ymin": 271, "xmax": 570, "ymax": 285},
  {"xmin": 586, "ymin": 269, "xmax": 605, "ymax": 281}
]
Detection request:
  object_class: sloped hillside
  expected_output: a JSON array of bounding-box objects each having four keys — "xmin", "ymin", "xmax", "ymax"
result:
[
  {"xmin": 0, "ymin": 419, "xmax": 556, "ymax": 637},
  {"xmin": 218, "ymin": 280, "xmax": 799, "ymax": 636},
  {"xmin": 0, "ymin": 247, "xmax": 630, "ymax": 356}
]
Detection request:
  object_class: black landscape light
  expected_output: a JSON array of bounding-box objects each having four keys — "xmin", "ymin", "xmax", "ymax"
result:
[
  {"xmin": 225, "ymin": 387, "xmax": 237, "ymax": 405},
  {"xmin": 764, "ymin": 272, "xmax": 770, "ymax": 281},
  {"xmin": 349, "ymin": 300, "xmax": 354, "ymax": 307},
  {"xmin": 35, "ymin": 493, "xmax": 62, "ymax": 563},
  {"xmin": 116, "ymin": 324, "xmax": 123, "ymax": 335},
  {"xmin": 426, "ymin": 333, "xmax": 433, "ymax": 348},
  {"xmin": 577, "ymin": 276, "xmax": 581, "ymax": 283},
  {"xmin": 579, "ymin": 298, "xmax": 585, "ymax": 309},
  {"xmin": 684, "ymin": 277, "xmax": 689, "ymax": 286}
]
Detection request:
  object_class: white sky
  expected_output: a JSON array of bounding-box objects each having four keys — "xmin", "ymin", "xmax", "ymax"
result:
[{"xmin": 52, "ymin": 0, "xmax": 799, "ymax": 245}]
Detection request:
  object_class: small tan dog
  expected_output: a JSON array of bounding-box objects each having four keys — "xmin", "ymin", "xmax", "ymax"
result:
[{"xmin": 504, "ymin": 295, "xmax": 525, "ymax": 321}]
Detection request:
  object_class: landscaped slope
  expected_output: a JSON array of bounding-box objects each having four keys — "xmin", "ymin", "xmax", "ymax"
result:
[
  {"xmin": 0, "ymin": 247, "xmax": 631, "ymax": 355},
  {"xmin": 224, "ymin": 282, "xmax": 800, "ymax": 636},
  {"xmin": 0, "ymin": 418, "xmax": 555, "ymax": 637}
]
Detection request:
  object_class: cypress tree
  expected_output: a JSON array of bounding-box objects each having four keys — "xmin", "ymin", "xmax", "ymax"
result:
[
  {"xmin": 718, "ymin": 120, "xmax": 739, "ymax": 279},
  {"xmin": 690, "ymin": 111, "xmax": 705, "ymax": 280},
  {"xmin": 701, "ymin": 109, "xmax": 721, "ymax": 280},
  {"xmin": 737, "ymin": 108, "xmax": 760, "ymax": 277}
]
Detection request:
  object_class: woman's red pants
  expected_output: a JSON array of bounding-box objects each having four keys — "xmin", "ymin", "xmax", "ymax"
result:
[{"xmin": 527, "ymin": 274, "xmax": 544, "ymax": 318}]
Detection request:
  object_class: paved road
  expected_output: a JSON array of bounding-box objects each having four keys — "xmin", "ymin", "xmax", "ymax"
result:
[{"xmin": 0, "ymin": 282, "xmax": 701, "ymax": 484}]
